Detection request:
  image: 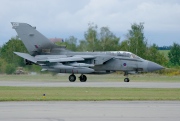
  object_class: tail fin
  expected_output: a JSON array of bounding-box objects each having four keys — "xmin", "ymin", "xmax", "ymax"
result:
[{"xmin": 11, "ymin": 22, "xmax": 56, "ymax": 55}]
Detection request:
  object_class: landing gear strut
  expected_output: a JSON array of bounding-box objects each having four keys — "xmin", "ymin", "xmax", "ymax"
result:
[
  {"xmin": 79, "ymin": 74, "xmax": 87, "ymax": 82},
  {"xmin": 124, "ymin": 72, "xmax": 130, "ymax": 82},
  {"xmin": 69, "ymin": 74, "xmax": 76, "ymax": 82}
]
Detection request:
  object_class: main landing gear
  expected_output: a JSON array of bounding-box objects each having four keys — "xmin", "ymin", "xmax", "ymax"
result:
[
  {"xmin": 124, "ymin": 72, "xmax": 130, "ymax": 82},
  {"xmin": 69, "ymin": 74, "xmax": 76, "ymax": 82},
  {"xmin": 69, "ymin": 74, "xmax": 87, "ymax": 82},
  {"xmin": 79, "ymin": 74, "xmax": 87, "ymax": 82}
]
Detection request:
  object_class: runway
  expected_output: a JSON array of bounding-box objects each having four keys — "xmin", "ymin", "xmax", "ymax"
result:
[
  {"xmin": 0, "ymin": 101, "xmax": 179, "ymax": 121},
  {"xmin": 0, "ymin": 81, "xmax": 180, "ymax": 88}
]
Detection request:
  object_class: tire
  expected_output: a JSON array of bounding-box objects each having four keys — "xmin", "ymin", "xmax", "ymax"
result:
[
  {"xmin": 69, "ymin": 75, "xmax": 76, "ymax": 82},
  {"xmin": 80, "ymin": 75, "xmax": 87, "ymax": 82},
  {"xmin": 124, "ymin": 78, "xmax": 130, "ymax": 82}
]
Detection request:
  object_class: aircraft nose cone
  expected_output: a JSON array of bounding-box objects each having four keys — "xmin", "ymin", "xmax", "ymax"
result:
[{"xmin": 147, "ymin": 61, "xmax": 164, "ymax": 72}]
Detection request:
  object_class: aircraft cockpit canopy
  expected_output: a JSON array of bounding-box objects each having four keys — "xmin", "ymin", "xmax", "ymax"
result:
[{"xmin": 105, "ymin": 51, "xmax": 142, "ymax": 60}]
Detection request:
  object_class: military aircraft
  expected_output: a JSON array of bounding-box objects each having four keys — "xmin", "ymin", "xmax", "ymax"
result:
[{"xmin": 11, "ymin": 22, "xmax": 164, "ymax": 82}]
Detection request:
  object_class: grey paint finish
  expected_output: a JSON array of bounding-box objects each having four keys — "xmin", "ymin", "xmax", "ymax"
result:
[
  {"xmin": 14, "ymin": 52, "xmax": 37, "ymax": 63},
  {"xmin": 0, "ymin": 101, "xmax": 180, "ymax": 121},
  {"xmin": 12, "ymin": 22, "xmax": 56, "ymax": 55},
  {"xmin": 147, "ymin": 61, "xmax": 164, "ymax": 72},
  {"xmin": 11, "ymin": 22, "xmax": 164, "ymax": 81}
]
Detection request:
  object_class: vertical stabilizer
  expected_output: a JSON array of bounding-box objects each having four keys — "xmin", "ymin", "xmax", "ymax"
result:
[{"xmin": 11, "ymin": 22, "xmax": 55, "ymax": 55}]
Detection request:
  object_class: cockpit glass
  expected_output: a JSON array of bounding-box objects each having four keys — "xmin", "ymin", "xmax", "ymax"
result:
[
  {"xmin": 130, "ymin": 54, "xmax": 141, "ymax": 59},
  {"xmin": 105, "ymin": 51, "xmax": 142, "ymax": 60}
]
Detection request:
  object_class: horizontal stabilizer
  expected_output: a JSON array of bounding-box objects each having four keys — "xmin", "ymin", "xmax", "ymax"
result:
[{"xmin": 14, "ymin": 52, "xmax": 37, "ymax": 63}]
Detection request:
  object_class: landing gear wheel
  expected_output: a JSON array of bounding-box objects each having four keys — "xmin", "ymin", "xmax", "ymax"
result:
[
  {"xmin": 69, "ymin": 74, "xmax": 76, "ymax": 82},
  {"xmin": 124, "ymin": 78, "xmax": 130, "ymax": 82},
  {"xmin": 79, "ymin": 75, "xmax": 87, "ymax": 82},
  {"xmin": 124, "ymin": 71, "xmax": 130, "ymax": 82}
]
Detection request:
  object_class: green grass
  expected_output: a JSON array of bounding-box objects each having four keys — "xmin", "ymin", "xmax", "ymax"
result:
[
  {"xmin": 0, "ymin": 74, "xmax": 180, "ymax": 101},
  {"xmin": 0, "ymin": 87, "xmax": 180, "ymax": 101},
  {"xmin": 159, "ymin": 50, "xmax": 170, "ymax": 59}
]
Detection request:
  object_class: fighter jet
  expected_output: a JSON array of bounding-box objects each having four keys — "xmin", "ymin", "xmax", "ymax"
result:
[{"xmin": 11, "ymin": 22, "xmax": 164, "ymax": 82}]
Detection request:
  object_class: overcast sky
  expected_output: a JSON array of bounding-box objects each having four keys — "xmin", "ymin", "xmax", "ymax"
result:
[{"xmin": 0, "ymin": 0, "xmax": 180, "ymax": 46}]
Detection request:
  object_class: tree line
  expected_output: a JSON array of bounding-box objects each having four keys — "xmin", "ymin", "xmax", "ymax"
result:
[
  {"xmin": 158, "ymin": 46, "xmax": 171, "ymax": 50},
  {"xmin": 0, "ymin": 23, "xmax": 179, "ymax": 74}
]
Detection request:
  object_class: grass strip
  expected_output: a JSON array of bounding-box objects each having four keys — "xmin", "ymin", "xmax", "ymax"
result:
[{"xmin": 0, "ymin": 87, "xmax": 180, "ymax": 101}]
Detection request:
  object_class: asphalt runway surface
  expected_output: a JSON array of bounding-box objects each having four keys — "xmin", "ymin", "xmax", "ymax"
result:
[
  {"xmin": 0, "ymin": 81, "xmax": 180, "ymax": 88},
  {"xmin": 0, "ymin": 101, "xmax": 180, "ymax": 121}
]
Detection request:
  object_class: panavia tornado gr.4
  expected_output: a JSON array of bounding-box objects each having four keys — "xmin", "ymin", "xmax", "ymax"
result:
[{"xmin": 11, "ymin": 22, "xmax": 164, "ymax": 82}]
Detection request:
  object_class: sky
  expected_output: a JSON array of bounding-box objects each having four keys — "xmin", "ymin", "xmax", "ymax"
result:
[{"xmin": 0, "ymin": 0, "xmax": 180, "ymax": 46}]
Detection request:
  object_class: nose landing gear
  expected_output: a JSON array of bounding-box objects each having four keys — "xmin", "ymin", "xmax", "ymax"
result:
[
  {"xmin": 124, "ymin": 78, "xmax": 130, "ymax": 82},
  {"xmin": 124, "ymin": 72, "xmax": 130, "ymax": 82}
]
